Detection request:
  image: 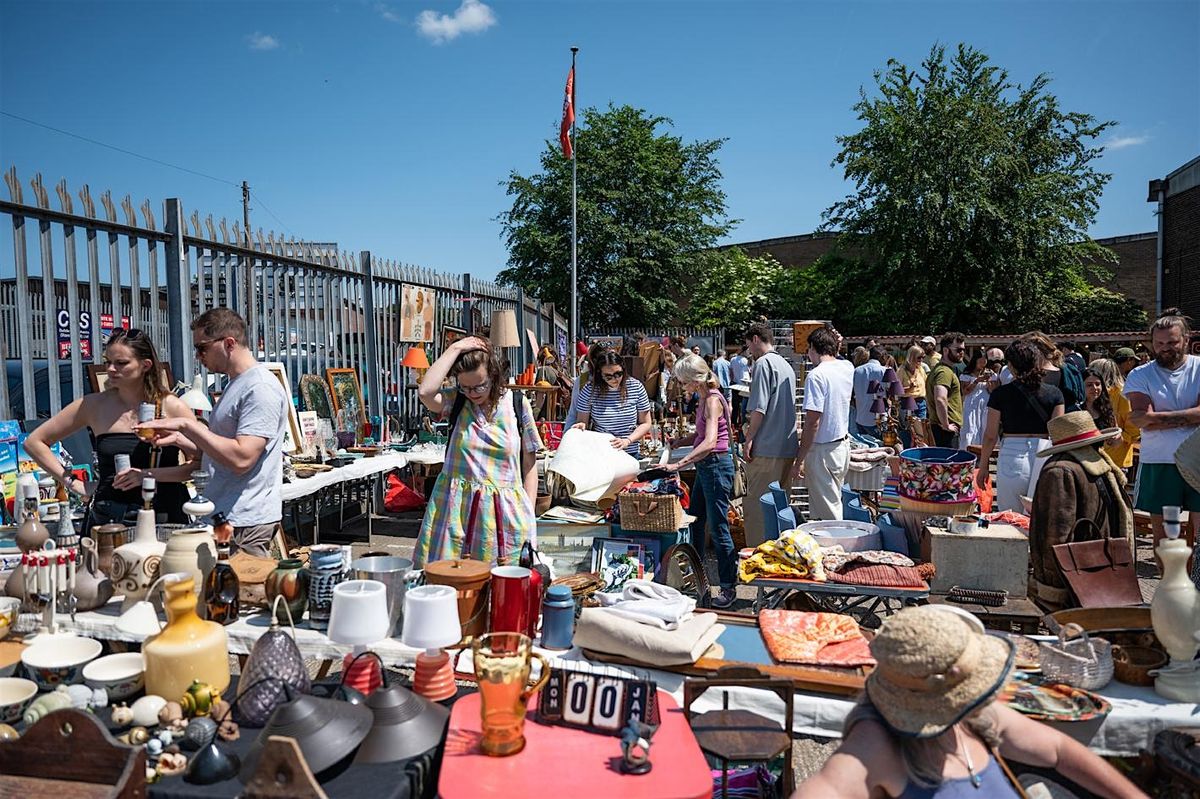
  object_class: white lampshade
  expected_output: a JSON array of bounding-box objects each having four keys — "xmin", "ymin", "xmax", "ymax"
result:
[
  {"xmin": 328, "ymin": 580, "xmax": 391, "ymax": 646},
  {"xmin": 490, "ymin": 309, "xmax": 520, "ymax": 349},
  {"xmin": 180, "ymin": 374, "xmax": 212, "ymax": 412},
  {"xmin": 115, "ymin": 599, "xmax": 163, "ymax": 638},
  {"xmin": 401, "ymin": 585, "xmax": 461, "ymax": 650}
]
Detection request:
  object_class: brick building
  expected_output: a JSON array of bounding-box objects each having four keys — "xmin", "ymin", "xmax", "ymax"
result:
[
  {"xmin": 727, "ymin": 230, "xmax": 1158, "ymax": 315},
  {"xmin": 1150, "ymin": 155, "xmax": 1200, "ymax": 319}
]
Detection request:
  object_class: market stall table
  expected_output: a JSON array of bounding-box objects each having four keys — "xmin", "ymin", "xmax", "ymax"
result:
[
  {"xmin": 282, "ymin": 451, "xmax": 407, "ymax": 543},
  {"xmin": 747, "ymin": 575, "xmax": 930, "ymax": 620}
]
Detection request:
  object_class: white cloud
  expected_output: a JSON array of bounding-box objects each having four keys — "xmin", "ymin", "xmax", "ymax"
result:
[
  {"xmin": 376, "ymin": 3, "xmax": 403, "ymax": 23},
  {"xmin": 415, "ymin": 0, "xmax": 497, "ymax": 44},
  {"xmin": 247, "ymin": 32, "xmax": 281, "ymax": 51},
  {"xmin": 1103, "ymin": 134, "xmax": 1149, "ymax": 151}
]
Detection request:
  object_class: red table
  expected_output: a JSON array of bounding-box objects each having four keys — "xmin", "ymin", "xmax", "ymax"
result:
[{"xmin": 438, "ymin": 690, "xmax": 713, "ymax": 799}]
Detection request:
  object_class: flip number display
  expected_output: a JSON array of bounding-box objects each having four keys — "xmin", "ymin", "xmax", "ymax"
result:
[
  {"xmin": 590, "ymin": 677, "xmax": 626, "ymax": 731},
  {"xmin": 563, "ymin": 671, "xmax": 595, "ymax": 726},
  {"xmin": 536, "ymin": 667, "xmax": 660, "ymax": 737}
]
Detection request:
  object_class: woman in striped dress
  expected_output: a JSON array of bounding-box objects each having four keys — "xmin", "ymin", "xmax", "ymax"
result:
[
  {"xmin": 572, "ymin": 351, "xmax": 653, "ymax": 456},
  {"xmin": 414, "ymin": 337, "xmax": 542, "ymax": 566}
]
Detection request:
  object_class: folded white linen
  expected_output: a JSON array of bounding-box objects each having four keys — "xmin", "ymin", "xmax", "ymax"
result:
[
  {"xmin": 592, "ymin": 579, "xmax": 696, "ymax": 630},
  {"xmin": 574, "ymin": 607, "xmax": 723, "ymax": 667}
]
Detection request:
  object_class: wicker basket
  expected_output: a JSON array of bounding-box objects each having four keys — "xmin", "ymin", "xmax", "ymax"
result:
[
  {"xmin": 1040, "ymin": 623, "xmax": 1113, "ymax": 691},
  {"xmin": 618, "ymin": 493, "xmax": 684, "ymax": 533}
]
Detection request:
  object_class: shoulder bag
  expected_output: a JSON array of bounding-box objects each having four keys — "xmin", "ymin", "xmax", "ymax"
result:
[{"xmin": 1051, "ymin": 519, "xmax": 1142, "ymax": 607}]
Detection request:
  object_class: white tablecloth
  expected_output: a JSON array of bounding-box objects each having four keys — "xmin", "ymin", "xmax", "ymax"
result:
[{"xmin": 282, "ymin": 452, "xmax": 407, "ymax": 502}]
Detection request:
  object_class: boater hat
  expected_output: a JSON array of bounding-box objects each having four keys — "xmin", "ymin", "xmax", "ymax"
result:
[
  {"xmin": 865, "ymin": 606, "xmax": 1014, "ymax": 738},
  {"xmin": 1037, "ymin": 411, "xmax": 1121, "ymax": 459}
]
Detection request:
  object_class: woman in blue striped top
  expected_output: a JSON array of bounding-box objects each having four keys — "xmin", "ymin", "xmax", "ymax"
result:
[{"xmin": 573, "ymin": 351, "xmax": 652, "ymax": 456}]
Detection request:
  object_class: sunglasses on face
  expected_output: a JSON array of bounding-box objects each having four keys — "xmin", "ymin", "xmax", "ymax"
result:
[
  {"xmin": 602, "ymin": 371, "xmax": 624, "ymax": 381},
  {"xmin": 193, "ymin": 338, "xmax": 222, "ymax": 354}
]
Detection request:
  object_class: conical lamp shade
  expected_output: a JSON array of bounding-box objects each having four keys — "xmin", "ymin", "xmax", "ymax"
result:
[
  {"xmin": 888, "ymin": 381, "xmax": 905, "ymax": 397},
  {"xmin": 239, "ymin": 693, "xmax": 373, "ymax": 779},
  {"xmin": 401, "ymin": 346, "xmax": 430, "ymax": 370},
  {"xmin": 869, "ymin": 398, "xmax": 887, "ymax": 415},
  {"xmin": 882, "ymin": 368, "xmax": 899, "ymax": 384},
  {"xmin": 901, "ymin": 396, "xmax": 918, "ymax": 411},
  {"xmin": 867, "ymin": 380, "xmax": 880, "ymax": 395},
  {"xmin": 354, "ymin": 683, "xmax": 450, "ymax": 764},
  {"xmin": 235, "ymin": 617, "xmax": 312, "ymax": 727},
  {"xmin": 490, "ymin": 309, "xmax": 520, "ymax": 349}
]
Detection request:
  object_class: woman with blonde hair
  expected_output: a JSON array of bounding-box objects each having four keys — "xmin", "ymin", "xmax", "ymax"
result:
[
  {"xmin": 897, "ymin": 345, "xmax": 928, "ymax": 447},
  {"xmin": 1090, "ymin": 357, "xmax": 1139, "ymax": 470},
  {"xmin": 663, "ymin": 354, "xmax": 737, "ymax": 608}
]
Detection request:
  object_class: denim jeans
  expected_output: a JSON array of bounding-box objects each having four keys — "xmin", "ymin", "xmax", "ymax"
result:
[{"xmin": 691, "ymin": 452, "xmax": 736, "ymax": 588}]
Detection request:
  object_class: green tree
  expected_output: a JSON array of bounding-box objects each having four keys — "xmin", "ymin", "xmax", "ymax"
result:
[
  {"xmin": 498, "ymin": 105, "xmax": 735, "ymax": 328},
  {"xmin": 820, "ymin": 44, "xmax": 1121, "ymax": 334},
  {"xmin": 687, "ymin": 248, "xmax": 784, "ymax": 328}
]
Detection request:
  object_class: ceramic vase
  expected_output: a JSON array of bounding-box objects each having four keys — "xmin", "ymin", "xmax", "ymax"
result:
[
  {"xmin": 264, "ymin": 559, "xmax": 309, "ymax": 624},
  {"xmin": 307, "ymin": 565, "xmax": 344, "ymax": 632},
  {"xmin": 1151, "ymin": 537, "xmax": 1200, "ymax": 664},
  {"xmin": 143, "ymin": 574, "xmax": 230, "ymax": 703},
  {"xmin": 161, "ymin": 527, "xmax": 217, "ymax": 601},
  {"xmin": 204, "ymin": 558, "xmax": 240, "ymax": 626},
  {"xmin": 110, "ymin": 510, "xmax": 165, "ymax": 611},
  {"xmin": 72, "ymin": 538, "xmax": 114, "ymax": 612},
  {"xmin": 91, "ymin": 524, "xmax": 127, "ymax": 577},
  {"xmin": 16, "ymin": 513, "xmax": 50, "ymax": 553}
]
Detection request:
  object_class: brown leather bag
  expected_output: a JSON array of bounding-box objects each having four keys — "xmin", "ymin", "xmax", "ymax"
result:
[{"xmin": 1051, "ymin": 520, "xmax": 1142, "ymax": 607}]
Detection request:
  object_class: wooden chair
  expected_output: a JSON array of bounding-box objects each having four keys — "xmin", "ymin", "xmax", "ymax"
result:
[
  {"xmin": 0, "ymin": 709, "xmax": 145, "ymax": 798},
  {"xmin": 683, "ymin": 666, "xmax": 795, "ymax": 797}
]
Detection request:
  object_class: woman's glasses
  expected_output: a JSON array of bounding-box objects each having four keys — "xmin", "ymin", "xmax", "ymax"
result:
[
  {"xmin": 460, "ymin": 380, "xmax": 492, "ymax": 395},
  {"xmin": 602, "ymin": 370, "xmax": 624, "ymax": 381},
  {"xmin": 110, "ymin": 327, "xmax": 145, "ymax": 339}
]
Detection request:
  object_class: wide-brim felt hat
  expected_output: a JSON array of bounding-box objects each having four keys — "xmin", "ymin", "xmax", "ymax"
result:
[
  {"xmin": 865, "ymin": 606, "xmax": 1014, "ymax": 738},
  {"xmin": 1037, "ymin": 411, "xmax": 1121, "ymax": 458}
]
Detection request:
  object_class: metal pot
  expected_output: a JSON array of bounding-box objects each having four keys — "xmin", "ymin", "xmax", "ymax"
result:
[{"xmin": 351, "ymin": 556, "xmax": 416, "ymax": 638}]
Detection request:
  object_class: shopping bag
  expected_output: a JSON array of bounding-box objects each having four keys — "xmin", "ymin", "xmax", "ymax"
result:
[{"xmin": 384, "ymin": 473, "xmax": 426, "ymax": 512}]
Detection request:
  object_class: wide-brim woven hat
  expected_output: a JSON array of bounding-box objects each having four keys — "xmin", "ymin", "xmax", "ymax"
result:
[
  {"xmin": 865, "ymin": 606, "xmax": 1014, "ymax": 738},
  {"xmin": 1037, "ymin": 411, "xmax": 1121, "ymax": 459}
]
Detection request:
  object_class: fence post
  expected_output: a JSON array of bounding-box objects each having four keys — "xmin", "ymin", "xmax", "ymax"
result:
[
  {"xmin": 516, "ymin": 288, "xmax": 528, "ymax": 372},
  {"xmin": 462, "ymin": 273, "xmax": 473, "ymax": 333},
  {"xmin": 164, "ymin": 199, "xmax": 191, "ymax": 383},
  {"xmin": 360, "ymin": 251, "xmax": 381, "ymax": 422}
]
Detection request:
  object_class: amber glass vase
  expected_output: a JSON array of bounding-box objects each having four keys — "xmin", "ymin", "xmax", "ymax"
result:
[{"xmin": 143, "ymin": 573, "xmax": 231, "ymax": 702}]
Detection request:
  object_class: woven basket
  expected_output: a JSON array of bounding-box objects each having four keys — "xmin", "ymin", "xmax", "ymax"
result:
[
  {"xmin": 618, "ymin": 493, "xmax": 684, "ymax": 533},
  {"xmin": 1040, "ymin": 623, "xmax": 1113, "ymax": 691},
  {"xmin": 897, "ymin": 495, "xmax": 976, "ymax": 517},
  {"xmin": 1175, "ymin": 426, "xmax": 1200, "ymax": 493}
]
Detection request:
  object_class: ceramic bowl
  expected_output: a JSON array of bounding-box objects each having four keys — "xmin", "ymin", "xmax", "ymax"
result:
[
  {"xmin": 21, "ymin": 636, "xmax": 103, "ymax": 690},
  {"xmin": 0, "ymin": 677, "xmax": 37, "ymax": 724},
  {"xmin": 83, "ymin": 652, "xmax": 146, "ymax": 701}
]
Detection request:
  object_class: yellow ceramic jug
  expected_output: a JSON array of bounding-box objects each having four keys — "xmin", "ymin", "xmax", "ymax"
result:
[{"xmin": 143, "ymin": 573, "xmax": 230, "ymax": 702}]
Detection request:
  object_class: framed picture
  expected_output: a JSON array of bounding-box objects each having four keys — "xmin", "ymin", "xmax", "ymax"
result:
[
  {"xmin": 556, "ymin": 328, "xmax": 569, "ymax": 365},
  {"xmin": 262, "ymin": 362, "xmax": 302, "ymax": 455},
  {"xmin": 86, "ymin": 363, "xmax": 173, "ymax": 394},
  {"xmin": 298, "ymin": 374, "xmax": 334, "ymax": 419},
  {"xmin": 441, "ymin": 325, "xmax": 467, "ymax": 355},
  {"xmin": 400, "ymin": 284, "xmax": 437, "ymax": 343},
  {"xmin": 326, "ymin": 368, "xmax": 366, "ymax": 425}
]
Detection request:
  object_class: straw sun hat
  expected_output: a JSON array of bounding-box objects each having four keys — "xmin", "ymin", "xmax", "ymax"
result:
[
  {"xmin": 1036, "ymin": 411, "xmax": 1121, "ymax": 459},
  {"xmin": 865, "ymin": 606, "xmax": 1015, "ymax": 738}
]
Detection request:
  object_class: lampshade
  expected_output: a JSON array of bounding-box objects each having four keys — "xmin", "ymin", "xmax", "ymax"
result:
[
  {"xmin": 180, "ymin": 374, "xmax": 212, "ymax": 412},
  {"xmin": 240, "ymin": 692, "xmax": 373, "ymax": 779},
  {"xmin": 115, "ymin": 599, "xmax": 163, "ymax": 637},
  {"xmin": 901, "ymin": 396, "xmax": 919, "ymax": 411},
  {"xmin": 869, "ymin": 397, "xmax": 887, "ymax": 415},
  {"xmin": 354, "ymin": 683, "xmax": 450, "ymax": 764},
  {"xmin": 401, "ymin": 345, "xmax": 430, "ymax": 370},
  {"xmin": 888, "ymin": 380, "xmax": 905, "ymax": 397},
  {"xmin": 489, "ymin": 309, "xmax": 521, "ymax": 349},
  {"xmin": 867, "ymin": 379, "xmax": 880, "ymax": 395},
  {"xmin": 881, "ymin": 368, "xmax": 899, "ymax": 384},
  {"xmin": 328, "ymin": 580, "xmax": 390, "ymax": 646},
  {"xmin": 401, "ymin": 585, "xmax": 461, "ymax": 650}
]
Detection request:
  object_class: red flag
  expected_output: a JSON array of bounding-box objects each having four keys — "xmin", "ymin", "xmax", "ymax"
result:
[{"xmin": 560, "ymin": 65, "xmax": 575, "ymax": 160}]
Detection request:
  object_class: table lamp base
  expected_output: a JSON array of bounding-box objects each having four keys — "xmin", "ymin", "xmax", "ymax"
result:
[
  {"xmin": 413, "ymin": 649, "xmax": 455, "ymax": 701},
  {"xmin": 342, "ymin": 651, "xmax": 383, "ymax": 696}
]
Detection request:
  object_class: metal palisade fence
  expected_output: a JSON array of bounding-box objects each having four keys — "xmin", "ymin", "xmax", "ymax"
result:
[{"xmin": 0, "ymin": 166, "xmax": 567, "ymax": 427}]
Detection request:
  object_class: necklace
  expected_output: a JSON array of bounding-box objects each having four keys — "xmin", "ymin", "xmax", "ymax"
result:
[{"xmin": 956, "ymin": 726, "xmax": 982, "ymax": 789}]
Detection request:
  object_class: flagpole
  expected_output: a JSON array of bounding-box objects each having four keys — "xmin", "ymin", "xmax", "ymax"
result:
[{"xmin": 570, "ymin": 46, "xmax": 579, "ymax": 377}]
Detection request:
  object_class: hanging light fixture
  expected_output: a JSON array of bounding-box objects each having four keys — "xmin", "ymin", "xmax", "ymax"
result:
[{"xmin": 179, "ymin": 375, "xmax": 213, "ymax": 414}]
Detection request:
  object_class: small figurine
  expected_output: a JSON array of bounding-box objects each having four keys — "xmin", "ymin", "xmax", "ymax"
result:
[
  {"xmin": 618, "ymin": 716, "xmax": 658, "ymax": 776},
  {"xmin": 111, "ymin": 702, "xmax": 134, "ymax": 727},
  {"xmin": 0, "ymin": 723, "xmax": 18, "ymax": 741},
  {"xmin": 181, "ymin": 680, "xmax": 221, "ymax": 717},
  {"xmin": 91, "ymin": 687, "xmax": 109, "ymax": 708},
  {"xmin": 146, "ymin": 738, "xmax": 164, "ymax": 756},
  {"xmin": 156, "ymin": 751, "xmax": 187, "ymax": 776},
  {"xmin": 65, "ymin": 684, "xmax": 93, "ymax": 710},
  {"xmin": 182, "ymin": 717, "xmax": 217, "ymax": 750},
  {"xmin": 158, "ymin": 700, "xmax": 184, "ymax": 726},
  {"xmin": 121, "ymin": 726, "xmax": 150, "ymax": 745}
]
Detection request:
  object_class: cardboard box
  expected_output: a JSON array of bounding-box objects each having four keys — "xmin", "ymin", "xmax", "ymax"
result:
[{"xmin": 928, "ymin": 523, "xmax": 1030, "ymax": 598}]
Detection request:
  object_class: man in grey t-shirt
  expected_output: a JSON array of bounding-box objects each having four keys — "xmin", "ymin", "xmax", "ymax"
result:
[
  {"xmin": 144, "ymin": 307, "xmax": 286, "ymax": 557},
  {"xmin": 742, "ymin": 322, "xmax": 798, "ymax": 547}
]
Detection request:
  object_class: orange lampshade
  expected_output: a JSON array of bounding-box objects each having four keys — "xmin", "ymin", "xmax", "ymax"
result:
[{"xmin": 402, "ymin": 346, "xmax": 430, "ymax": 370}]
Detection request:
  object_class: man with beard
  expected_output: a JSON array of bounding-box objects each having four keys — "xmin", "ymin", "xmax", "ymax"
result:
[
  {"xmin": 1125, "ymin": 309, "xmax": 1200, "ymax": 566},
  {"xmin": 928, "ymin": 333, "xmax": 967, "ymax": 449}
]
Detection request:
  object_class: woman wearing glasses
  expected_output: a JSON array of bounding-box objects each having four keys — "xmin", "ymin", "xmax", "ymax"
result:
[
  {"xmin": 24, "ymin": 328, "xmax": 197, "ymax": 532},
  {"xmin": 413, "ymin": 336, "xmax": 542, "ymax": 566},
  {"xmin": 572, "ymin": 351, "xmax": 652, "ymax": 456}
]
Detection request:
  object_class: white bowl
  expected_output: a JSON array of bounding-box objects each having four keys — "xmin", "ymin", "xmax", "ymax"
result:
[
  {"xmin": 798, "ymin": 520, "xmax": 882, "ymax": 552},
  {"xmin": 0, "ymin": 677, "xmax": 37, "ymax": 724},
  {"xmin": 83, "ymin": 652, "xmax": 146, "ymax": 701},
  {"xmin": 21, "ymin": 636, "xmax": 103, "ymax": 690}
]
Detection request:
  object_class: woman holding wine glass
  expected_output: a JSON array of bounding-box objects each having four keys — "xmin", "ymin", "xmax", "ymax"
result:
[{"xmin": 25, "ymin": 328, "xmax": 197, "ymax": 532}]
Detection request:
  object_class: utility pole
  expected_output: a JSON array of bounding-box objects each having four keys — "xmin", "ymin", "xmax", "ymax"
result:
[{"xmin": 241, "ymin": 181, "xmax": 257, "ymax": 351}]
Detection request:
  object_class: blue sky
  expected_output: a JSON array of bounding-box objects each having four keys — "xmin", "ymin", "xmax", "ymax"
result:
[{"xmin": 1, "ymin": 0, "xmax": 1197, "ymax": 281}]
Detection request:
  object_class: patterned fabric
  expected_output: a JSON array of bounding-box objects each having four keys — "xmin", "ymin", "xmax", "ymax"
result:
[
  {"xmin": 898, "ymin": 448, "xmax": 978, "ymax": 502},
  {"xmin": 758, "ymin": 610, "xmax": 875, "ymax": 666},
  {"xmin": 738, "ymin": 528, "xmax": 826, "ymax": 583},
  {"xmin": 577, "ymin": 379, "xmax": 652, "ymax": 455},
  {"xmin": 414, "ymin": 392, "xmax": 541, "ymax": 567},
  {"xmin": 826, "ymin": 562, "xmax": 928, "ymax": 589},
  {"xmin": 821, "ymin": 547, "xmax": 914, "ymax": 574}
]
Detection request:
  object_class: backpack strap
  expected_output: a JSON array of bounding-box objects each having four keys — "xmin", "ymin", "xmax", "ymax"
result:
[
  {"xmin": 512, "ymin": 387, "xmax": 526, "ymax": 446},
  {"xmin": 444, "ymin": 391, "xmax": 468, "ymax": 448}
]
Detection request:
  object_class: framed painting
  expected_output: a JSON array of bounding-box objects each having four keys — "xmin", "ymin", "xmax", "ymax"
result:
[
  {"xmin": 441, "ymin": 325, "xmax": 467, "ymax": 355},
  {"xmin": 326, "ymin": 368, "xmax": 366, "ymax": 425},
  {"xmin": 262, "ymin": 362, "xmax": 302, "ymax": 455},
  {"xmin": 298, "ymin": 374, "xmax": 334, "ymax": 420},
  {"xmin": 400, "ymin": 284, "xmax": 437, "ymax": 343}
]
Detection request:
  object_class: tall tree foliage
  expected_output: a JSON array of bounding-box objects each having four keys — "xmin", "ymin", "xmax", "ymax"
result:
[
  {"xmin": 818, "ymin": 44, "xmax": 1122, "ymax": 333},
  {"xmin": 498, "ymin": 105, "xmax": 735, "ymax": 328},
  {"xmin": 687, "ymin": 248, "xmax": 783, "ymax": 328}
]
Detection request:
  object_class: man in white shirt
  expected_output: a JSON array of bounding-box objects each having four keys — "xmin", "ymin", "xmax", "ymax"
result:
[
  {"xmin": 795, "ymin": 326, "xmax": 854, "ymax": 520},
  {"xmin": 1125, "ymin": 309, "xmax": 1200, "ymax": 566}
]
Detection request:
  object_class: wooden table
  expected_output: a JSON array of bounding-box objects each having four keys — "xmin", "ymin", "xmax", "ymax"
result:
[
  {"xmin": 926, "ymin": 593, "xmax": 1044, "ymax": 634},
  {"xmin": 508, "ymin": 383, "xmax": 562, "ymax": 421}
]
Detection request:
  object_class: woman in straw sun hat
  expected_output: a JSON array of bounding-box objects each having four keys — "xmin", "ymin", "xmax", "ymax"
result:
[{"xmin": 793, "ymin": 606, "xmax": 1145, "ymax": 798}]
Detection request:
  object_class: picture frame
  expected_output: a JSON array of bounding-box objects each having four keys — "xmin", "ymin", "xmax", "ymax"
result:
[
  {"xmin": 399, "ymin": 284, "xmax": 437, "ymax": 343},
  {"xmin": 298, "ymin": 374, "xmax": 334, "ymax": 419},
  {"xmin": 262, "ymin": 362, "xmax": 302, "ymax": 455},
  {"xmin": 441, "ymin": 325, "xmax": 467, "ymax": 355},
  {"xmin": 326, "ymin": 367, "xmax": 366, "ymax": 425}
]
